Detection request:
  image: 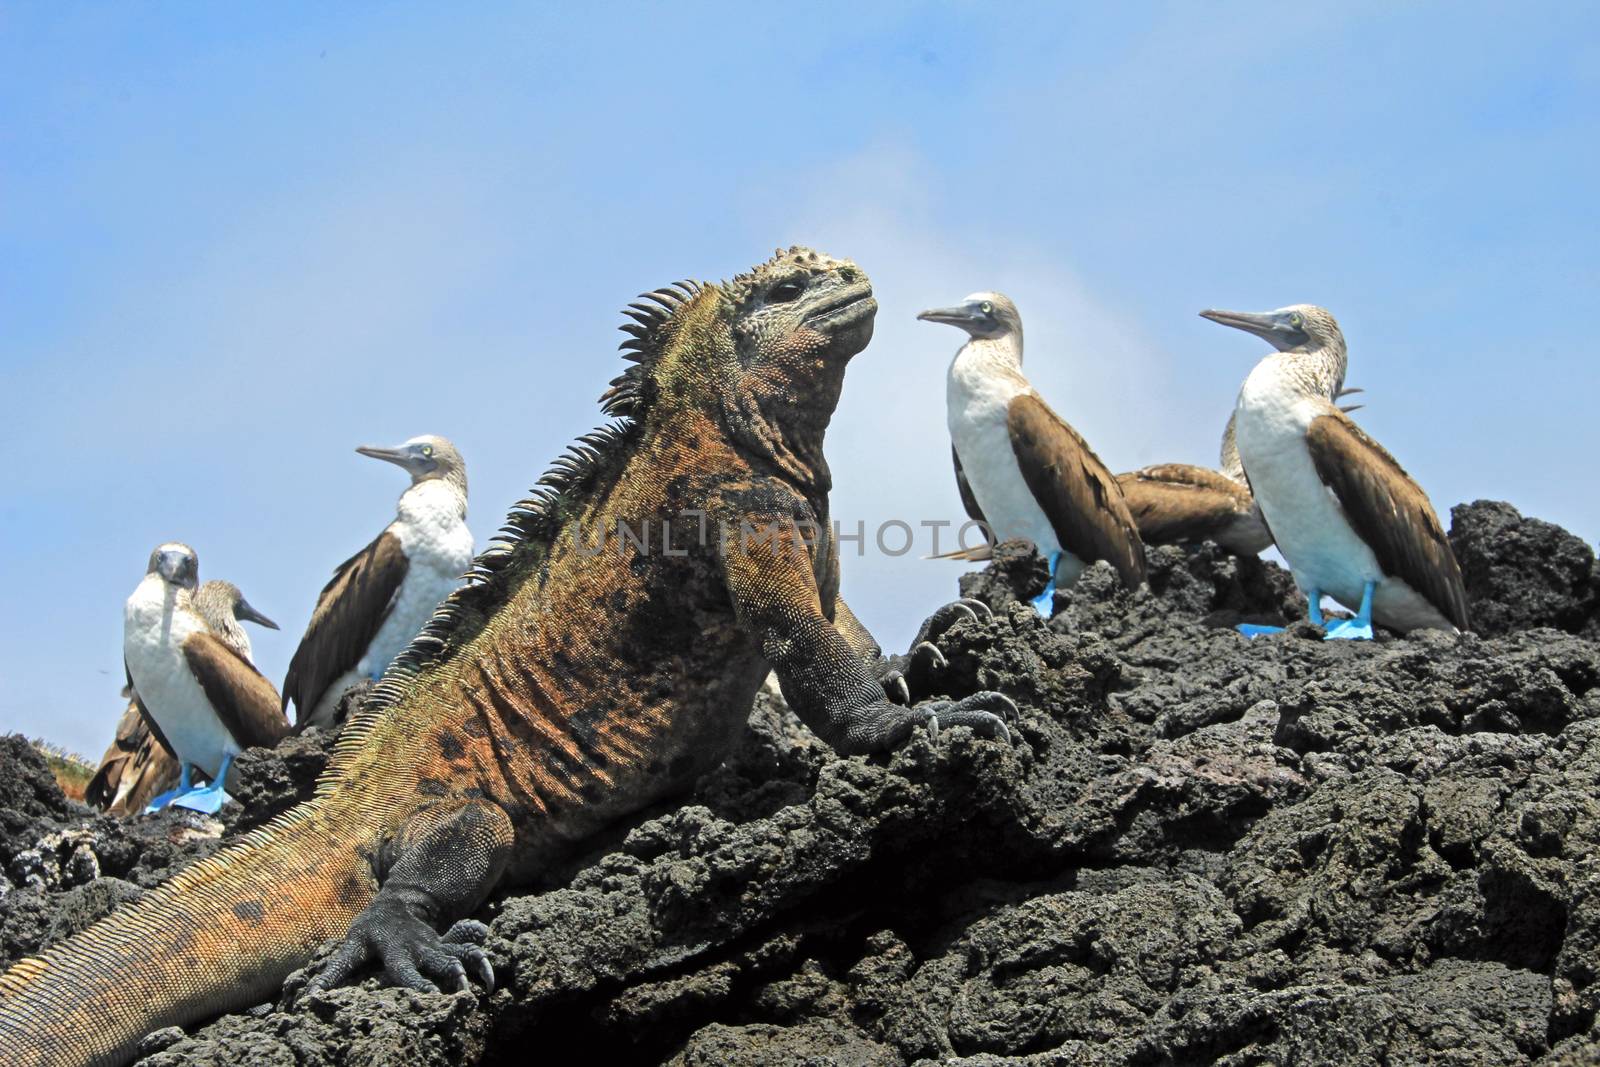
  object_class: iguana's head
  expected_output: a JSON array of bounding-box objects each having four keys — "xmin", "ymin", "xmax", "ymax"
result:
[
  {"xmin": 602, "ymin": 246, "xmax": 875, "ymax": 491},
  {"xmin": 721, "ymin": 246, "xmax": 877, "ymax": 373}
]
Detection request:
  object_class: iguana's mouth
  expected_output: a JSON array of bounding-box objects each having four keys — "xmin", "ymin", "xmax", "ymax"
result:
[{"xmin": 803, "ymin": 283, "xmax": 877, "ymax": 331}]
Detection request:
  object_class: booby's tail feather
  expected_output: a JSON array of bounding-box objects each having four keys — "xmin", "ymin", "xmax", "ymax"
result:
[{"xmin": 926, "ymin": 544, "xmax": 994, "ymax": 562}]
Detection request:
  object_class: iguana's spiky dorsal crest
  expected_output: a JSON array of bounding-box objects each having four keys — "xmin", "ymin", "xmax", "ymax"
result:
[{"xmin": 601, "ymin": 279, "xmax": 704, "ymax": 418}]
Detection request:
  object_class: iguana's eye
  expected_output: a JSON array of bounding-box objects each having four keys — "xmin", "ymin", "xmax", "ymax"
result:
[
  {"xmin": 981, "ymin": 301, "xmax": 993, "ymax": 314},
  {"xmin": 769, "ymin": 279, "xmax": 805, "ymax": 303}
]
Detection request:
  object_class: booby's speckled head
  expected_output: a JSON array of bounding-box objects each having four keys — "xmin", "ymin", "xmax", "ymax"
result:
[
  {"xmin": 917, "ymin": 292, "xmax": 1023, "ymax": 342},
  {"xmin": 145, "ymin": 542, "xmax": 199, "ymax": 590},
  {"xmin": 356, "ymin": 435, "xmax": 467, "ymax": 495},
  {"xmin": 195, "ymin": 580, "xmax": 279, "ymax": 631},
  {"xmin": 1199, "ymin": 304, "xmax": 1343, "ymax": 354}
]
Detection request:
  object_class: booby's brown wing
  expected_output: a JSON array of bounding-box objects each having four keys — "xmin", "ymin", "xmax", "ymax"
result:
[
  {"xmin": 183, "ymin": 632, "xmax": 290, "ymax": 750},
  {"xmin": 928, "ymin": 446, "xmax": 996, "ymax": 560},
  {"xmin": 952, "ymin": 446, "xmax": 990, "ymax": 531},
  {"xmin": 121, "ymin": 662, "xmax": 178, "ymax": 761},
  {"xmin": 1007, "ymin": 393, "xmax": 1147, "ymax": 587},
  {"xmin": 1116, "ymin": 465, "xmax": 1270, "ymax": 553},
  {"xmin": 282, "ymin": 530, "xmax": 408, "ymax": 725},
  {"xmin": 1305, "ymin": 412, "xmax": 1470, "ymax": 631}
]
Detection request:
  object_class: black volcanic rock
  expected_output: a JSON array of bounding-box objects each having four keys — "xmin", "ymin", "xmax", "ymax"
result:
[
  {"xmin": 1451, "ymin": 499, "xmax": 1600, "ymax": 638},
  {"xmin": 4, "ymin": 505, "xmax": 1600, "ymax": 1066}
]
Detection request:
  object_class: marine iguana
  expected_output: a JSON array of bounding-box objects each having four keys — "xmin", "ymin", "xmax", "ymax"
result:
[{"xmin": 0, "ymin": 247, "xmax": 1014, "ymax": 1067}]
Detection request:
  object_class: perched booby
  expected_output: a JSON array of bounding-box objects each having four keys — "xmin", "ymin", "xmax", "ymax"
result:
[
  {"xmin": 1116, "ymin": 384, "xmax": 1365, "ymax": 557},
  {"xmin": 919, "ymin": 292, "xmax": 1146, "ymax": 614},
  {"xmin": 89, "ymin": 580, "xmax": 279, "ymax": 815},
  {"xmin": 123, "ymin": 545, "xmax": 289, "ymax": 812},
  {"xmin": 1202, "ymin": 304, "xmax": 1469, "ymax": 638},
  {"xmin": 283, "ymin": 435, "xmax": 473, "ymax": 728}
]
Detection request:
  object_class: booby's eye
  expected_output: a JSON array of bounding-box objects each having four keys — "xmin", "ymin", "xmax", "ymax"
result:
[
  {"xmin": 981, "ymin": 301, "xmax": 993, "ymax": 314},
  {"xmin": 421, "ymin": 445, "xmax": 434, "ymax": 457},
  {"xmin": 1289, "ymin": 313, "xmax": 1303, "ymax": 328},
  {"xmin": 769, "ymin": 279, "xmax": 805, "ymax": 303}
]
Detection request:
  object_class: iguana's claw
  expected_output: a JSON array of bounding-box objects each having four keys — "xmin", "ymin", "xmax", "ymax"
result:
[
  {"xmin": 442, "ymin": 919, "xmax": 495, "ymax": 992},
  {"xmin": 877, "ymin": 668, "xmax": 912, "ymax": 706},
  {"xmin": 912, "ymin": 598, "xmax": 992, "ymax": 647},
  {"xmin": 300, "ymin": 899, "xmax": 494, "ymax": 1000},
  {"xmin": 909, "ymin": 640, "xmax": 947, "ymax": 672}
]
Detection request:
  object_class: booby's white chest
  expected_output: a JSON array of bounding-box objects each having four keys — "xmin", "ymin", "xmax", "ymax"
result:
[
  {"xmin": 359, "ymin": 481, "xmax": 474, "ymax": 678},
  {"xmin": 123, "ymin": 577, "xmax": 237, "ymax": 778},
  {"xmin": 946, "ymin": 344, "xmax": 1071, "ymax": 573}
]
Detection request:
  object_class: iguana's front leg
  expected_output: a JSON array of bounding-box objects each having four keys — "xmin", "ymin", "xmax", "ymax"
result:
[
  {"xmin": 301, "ymin": 799, "xmax": 513, "ymax": 996},
  {"xmin": 727, "ymin": 519, "xmax": 1014, "ymax": 756},
  {"xmin": 833, "ymin": 595, "xmax": 911, "ymax": 705}
]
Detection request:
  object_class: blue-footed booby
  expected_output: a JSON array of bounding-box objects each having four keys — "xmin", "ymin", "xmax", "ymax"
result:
[
  {"xmin": 1202, "ymin": 304, "xmax": 1469, "ymax": 638},
  {"xmin": 91, "ymin": 580, "xmax": 279, "ymax": 815},
  {"xmin": 283, "ymin": 434, "xmax": 473, "ymax": 728},
  {"xmin": 123, "ymin": 545, "xmax": 289, "ymax": 812},
  {"xmin": 919, "ymin": 292, "xmax": 1146, "ymax": 614}
]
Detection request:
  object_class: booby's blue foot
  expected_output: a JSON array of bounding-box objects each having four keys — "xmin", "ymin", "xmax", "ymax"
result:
[
  {"xmin": 1324, "ymin": 619, "xmax": 1375, "ymax": 641},
  {"xmin": 144, "ymin": 762, "xmax": 195, "ymax": 813},
  {"xmin": 1324, "ymin": 581, "xmax": 1377, "ymax": 641},
  {"xmin": 1030, "ymin": 551, "xmax": 1062, "ymax": 617},
  {"xmin": 1236, "ymin": 623, "xmax": 1286, "ymax": 638},
  {"xmin": 170, "ymin": 782, "xmax": 233, "ymax": 814},
  {"xmin": 170, "ymin": 753, "xmax": 235, "ymax": 814}
]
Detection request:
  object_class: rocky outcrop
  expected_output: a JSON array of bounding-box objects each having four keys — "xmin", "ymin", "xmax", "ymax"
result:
[{"xmin": 3, "ymin": 501, "xmax": 1598, "ymax": 1066}]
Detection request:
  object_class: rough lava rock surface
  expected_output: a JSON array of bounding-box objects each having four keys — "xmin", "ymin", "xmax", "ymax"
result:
[{"xmin": 3, "ymin": 500, "xmax": 1600, "ymax": 1065}]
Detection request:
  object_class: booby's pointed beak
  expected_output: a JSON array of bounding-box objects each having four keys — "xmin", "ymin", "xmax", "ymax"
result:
[
  {"xmin": 917, "ymin": 305, "xmax": 979, "ymax": 327},
  {"xmin": 1200, "ymin": 308, "xmax": 1278, "ymax": 338},
  {"xmin": 234, "ymin": 598, "xmax": 279, "ymax": 630},
  {"xmin": 355, "ymin": 444, "xmax": 411, "ymax": 468},
  {"xmin": 1199, "ymin": 308, "xmax": 1307, "ymax": 352}
]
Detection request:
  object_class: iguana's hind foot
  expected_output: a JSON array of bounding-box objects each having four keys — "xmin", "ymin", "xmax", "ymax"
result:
[
  {"xmin": 302, "ymin": 902, "xmax": 493, "ymax": 996},
  {"xmin": 299, "ymin": 800, "xmax": 511, "ymax": 1001}
]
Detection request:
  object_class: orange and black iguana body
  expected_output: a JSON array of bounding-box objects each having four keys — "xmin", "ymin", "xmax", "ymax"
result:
[{"xmin": 0, "ymin": 247, "xmax": 1013, "ymax": 1067}]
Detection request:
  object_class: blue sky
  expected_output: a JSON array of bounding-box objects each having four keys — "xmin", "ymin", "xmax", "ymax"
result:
[{"xmin": 2, "ymin": 3, "xmax": 1596, "ymax": 757}]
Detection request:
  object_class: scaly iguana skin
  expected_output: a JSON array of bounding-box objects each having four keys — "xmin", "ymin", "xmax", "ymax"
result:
[{"xmin": 0, "ymin": 247, "xmax": 1014, "ymax": 1067}]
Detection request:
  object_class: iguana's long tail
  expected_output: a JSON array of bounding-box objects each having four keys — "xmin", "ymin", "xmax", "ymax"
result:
[{"xmin": 0, "ymin": 801, "xmax": 374, "ymax": 1067}]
